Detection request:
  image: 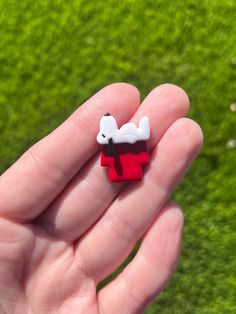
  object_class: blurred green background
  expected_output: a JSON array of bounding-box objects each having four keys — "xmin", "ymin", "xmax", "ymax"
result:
[{"xmin": 0, "ymin": 0, "xmax": 236, "ymax": 313}]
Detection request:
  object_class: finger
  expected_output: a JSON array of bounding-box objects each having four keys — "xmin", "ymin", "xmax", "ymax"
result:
[
  {"xmin": 98, "ymin": 202, "xmax": 184, "ymax": 314},
  {"xmin": 38, "ymin": 84, "xmax": 189, "ymax": 240},
  {"xmin": 75, "ymin": 118, "xmax": 203, "ymax": 282},
  {"xmin": 0, "ymin": 83, "xmax": 140, "ymax": 222}
]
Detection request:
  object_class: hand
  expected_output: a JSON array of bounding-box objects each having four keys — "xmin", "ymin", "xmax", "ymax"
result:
[{"xmin": 0, "ymin": 83, "xmax": 203, "ymax": 314}]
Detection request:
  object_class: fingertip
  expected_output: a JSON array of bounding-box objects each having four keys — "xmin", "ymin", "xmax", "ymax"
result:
[
  {"xmin": 148, "ymin": 201, "xmax": 184, "ymax": 237},
  {"xmin": 186, "ymin": 118, "xmax": 204, "ymax": 151},
  {"xmin": 165, "ymin": 117, "xmax": 204, "ymax": 155},
  {"xmin": 158, "ymin": 83, "xmax": 190, "ymax": 111},
  {"xmin": 100, "ymin": 82, "xmax": 140, "ymax": 106},
  {"xmin": 179, "ymin": 117, "xmax": 204, "ymax": 152},
  {"xmin": 161, "ymin": 201, "xmax": 185, "ymax": 231},
  {"xmin": 147, "ymin": 83, "xmax": 190, "ymax": 116}
]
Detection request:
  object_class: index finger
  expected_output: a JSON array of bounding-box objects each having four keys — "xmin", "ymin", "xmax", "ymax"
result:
[{"xmin": 0, "ymin": 83, "xmax": 140, "ymax": 222}]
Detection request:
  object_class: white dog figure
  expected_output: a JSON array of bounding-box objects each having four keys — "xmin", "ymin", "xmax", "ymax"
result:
[{"xmin": 97, "ymin": 113, "xmax": 150, "ymax": 145}]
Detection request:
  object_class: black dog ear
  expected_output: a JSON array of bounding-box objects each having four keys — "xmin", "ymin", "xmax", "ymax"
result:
[
  {"xmin": 104, "ymin": 112, "xmax": 111, "ymax": 116},
  {"xmin": 108, "ymin": 138, "xmax": 115, "ymax": 156}
]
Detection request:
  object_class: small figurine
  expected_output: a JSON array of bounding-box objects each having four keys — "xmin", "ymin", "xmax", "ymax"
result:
[{"xmin": 97, "ymin": 113, "xmax": 150, "ymax": 182}]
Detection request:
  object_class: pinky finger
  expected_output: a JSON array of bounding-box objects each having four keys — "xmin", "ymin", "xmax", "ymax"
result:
[{"xmin": 98, "ymin": 202, "xmax": 184, "ymax": 314}]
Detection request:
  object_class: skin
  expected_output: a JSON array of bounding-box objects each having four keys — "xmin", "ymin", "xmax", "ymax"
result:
[{"xmin": 0, "ymin": 83, "xmax": 203, "ymax": 314}]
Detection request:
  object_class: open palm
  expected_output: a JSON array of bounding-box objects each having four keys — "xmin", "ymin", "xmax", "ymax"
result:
[{"xmin": 0, "ymin": 83, "xmax": 203, "ymax": 314}]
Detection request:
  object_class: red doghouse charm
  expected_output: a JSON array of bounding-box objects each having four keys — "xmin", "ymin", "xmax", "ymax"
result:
[{"xmin": 97, "ymin": 113, "xmax": 150, "ymax": 182}]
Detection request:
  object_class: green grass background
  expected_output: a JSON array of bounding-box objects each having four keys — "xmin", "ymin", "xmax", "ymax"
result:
[{"xmin": 0, "ymin": 0, "xmax": 236, "ymax": 313}]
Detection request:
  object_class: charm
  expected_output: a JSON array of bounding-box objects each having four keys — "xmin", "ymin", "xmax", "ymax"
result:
[{"xmin": 97, "ymin": 113, "xmax": 150, "ymax": 182}]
